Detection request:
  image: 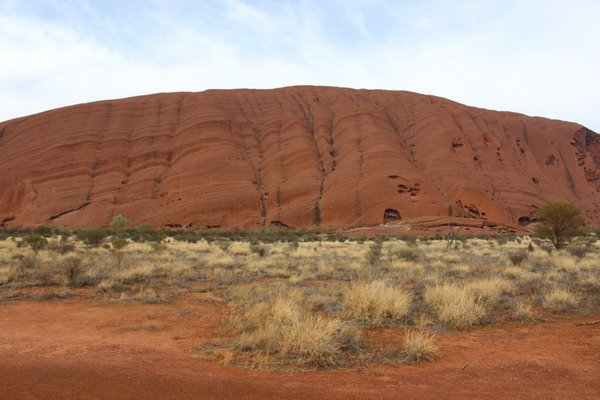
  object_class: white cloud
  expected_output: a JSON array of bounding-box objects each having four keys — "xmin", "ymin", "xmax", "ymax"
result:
[{"xmin": 0, "ymin": 0, "xmax": 598, "ymax": 131}]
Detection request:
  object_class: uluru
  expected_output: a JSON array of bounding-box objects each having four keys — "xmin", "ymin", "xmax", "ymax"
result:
[
  {"xmin": 0, "ymin": 86, "xmax": 598, "ymax": 230},
  {"xmin": 3, "ymin": 2, "xmax": 600, "ymax": 399}
]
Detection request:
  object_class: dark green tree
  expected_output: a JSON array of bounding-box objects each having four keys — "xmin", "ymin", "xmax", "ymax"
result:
[{"xmin": 534, "ymin": 201, "xmax": 585, "ymax": 249}]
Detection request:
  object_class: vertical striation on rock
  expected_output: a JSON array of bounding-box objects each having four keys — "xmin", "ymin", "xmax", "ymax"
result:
[{"xmin": 1, "ymin": 86, "xmax": 598, "ymax": 229}]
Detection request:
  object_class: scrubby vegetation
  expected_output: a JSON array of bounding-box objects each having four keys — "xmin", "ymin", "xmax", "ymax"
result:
[
  {"xmin": 0, "ymin": 225, "xmax": 598, "ymax": 370},
  {"xmin": 534, "ymin": 200, "xmax": 585, "ymax": 249}
]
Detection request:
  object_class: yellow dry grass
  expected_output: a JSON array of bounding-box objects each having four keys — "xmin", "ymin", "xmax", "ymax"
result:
[
  {"xmin": 402, "ymin": 330, "xmax": 439, "ymax": 362},
  {"xmin": 542, "ymin": 287, "xmax": 581, "ymax": 312},
  {"xmin": 425, "ymin": 283, "xmax": 487, "ymax": 329},
  {"xmin": 343, "ymin": 280, "xmax": 412, "ymax": 324},
  {"xmin": 0, "ymin": 231, "xmax": 598, "ymax": 368}
]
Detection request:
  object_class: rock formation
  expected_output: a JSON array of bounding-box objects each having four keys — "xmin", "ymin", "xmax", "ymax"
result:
[{"xmin": 0, "ymin": 86, "xmax": 598, "ymax": 229}]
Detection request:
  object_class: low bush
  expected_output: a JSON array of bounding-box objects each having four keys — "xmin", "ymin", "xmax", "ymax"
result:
[
  {"xmin": 249, "ymin": 242, "xmax": 268, "ymax": 257},
  {"xmin": 425, "ymin": 284, "xmax": 487, "ymax": 329},
  {"xmin": 542, "ymin": 287, "xmax": 580, "ymax": 312},
  {"xmin": 149, "ymin": 240, "xmax": 168, "ymax": 253},
  {"xmin": 342, "ymin": 280, "xmax": 412, "ymax": 325},
  {"xmin": 24, "ymin": 235, "xmax": 48, "ymax": 254},
  {"xmin": 47, "ymin": 242, "xmax": 75, "ymax": 254},
  {"xmin": 216, "ymin": 240, "xmax": 231, "ymax": 251},
  {"xmin": 464, "ymin": 278, "xmax": 514, "ymax": 305},
  {"xmin": 566, "ymin": 245, "xmax": 590, "ymax": 259},
  {"xmin": 77, "ymin": 227, "xmax": 107, "ymax": 247},
  {"xmin": 110, "ymin": 215, "xmax": 130, "ymax": 231},
  {"xmin": 402, "ymin": 330, "xmax": 438, "ymax": 363},
  {"xmin": 512, "ymin": 302, "xmax": 536, "ymax": 322},
  {"xmin": 62, "ymin": 256, "xmax": 83, "ymax": 287},
  {"xmin": 508, "ymin": 250, "xmax": 528, "ymax": 266},
  {"xmin": 230, "ymin": 295, "xmax": 362, "ymax": 368},
  {"xmin": 110, "ymin": 237, "xmax": 129, "ymax": 250},
  {"xmin": 395, "ymin": 248, "xmax": 424, "ymax": 263},
  {"xmin": 366, "ymin": 238, "xmax": 384, "ymax": 266},
  {"xmin": 18, "ymin": 254, "xmax": 39, "ymax": 270}
]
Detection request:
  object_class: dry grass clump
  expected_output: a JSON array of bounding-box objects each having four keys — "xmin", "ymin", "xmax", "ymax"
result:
[
  {"xmin": 519, "ymin": 271, "xmax": 548, "ymax": 296},
  {"xmin": 61, "ymin": 256, "xmax": 83, "ymax": 287},
  {"xmin": 114, "ymin": 264, "xmax": 156, "ymax": 285},
  {"xmin": 464, "ymin": 278, "xmax": 514, "ymax": 305},
  {"xmin": 512, "ymin": 301, "xmax": 537, "ymax": 322},
  {"xmin": 503, "ymin": 266, "xmax": 525, "ymax": 279},
  {"xmin": 402, "ymin": 330, "xmax": 438, "ymax": 363},
  {"xmin": 425, "ymin": 283, "xmax": 487, "ymax": 329},
  {"xmin": 442, "ymin": 253, "xmax": 462, "ymax": 264},
  {"xmin": 394, "ymin": 247, "xmax": 425, "ymax": 263},
  {"xmin": 227, "ymin": 241, "xmax": 250, "ymax": 256},
  {"xmin": 0, "ymin": 268, "xmax": 10, "ymax": 284},
  {"xmin": 508, "ymin": 250, "xmax": 529, "ymax": 265},
  {"xmin": 0, "ymin": 229, "xmax": 597, "ymax": 368},
  {"xmin": 566, "ymin": 245, "xmax": 590, "ymax": 259},
  {"xmin": 215, "ymin": 294, "xmax": 362, "ymax": 368},
  {"xmin": 552, "ymin": 255, "xmax": 579, "ymax": 273},
  {"xmin": 342, "ymin": 280, "xmax": 412, "ymax": 325},
  {"xmin": 541, "ymin": 287, "xmax": 580, "ymax": 312}
]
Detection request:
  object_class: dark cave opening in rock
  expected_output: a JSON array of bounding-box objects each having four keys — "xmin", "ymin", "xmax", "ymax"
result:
[
  {"xmin": 518, "ymin": 216, "xmax": 531, "ymax": 226},
  {"xmin": 383, "ymin": 208, "xmax": 401, "ymax": 224},
  {"xmin": 270, "ymin": 220, "xmax": 289, "ymax": 228}
]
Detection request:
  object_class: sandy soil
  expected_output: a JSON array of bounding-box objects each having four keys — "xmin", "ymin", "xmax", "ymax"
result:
[{"xmin": 0, "ymin": 298, "xmax": 598, "ymax": 399}]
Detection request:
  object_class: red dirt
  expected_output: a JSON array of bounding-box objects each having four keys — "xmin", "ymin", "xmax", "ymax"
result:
[
  {"xmin": 1, "ymin": 86, "xmax": 599, "ymax": 230},
  {"xmin": 1, "ymin": 299, "xmax": 598, "ymax": 399}
]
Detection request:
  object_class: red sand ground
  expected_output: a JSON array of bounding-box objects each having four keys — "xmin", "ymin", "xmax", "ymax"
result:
[
  {"xmin": 1, "ymin": 86, "xmax": 599, "ymax": 230},
  {"xmin": 1, "ymin": 298, "xmax": 598, "ymax": 399}
]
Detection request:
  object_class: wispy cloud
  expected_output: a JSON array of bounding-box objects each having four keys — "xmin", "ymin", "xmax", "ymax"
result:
[{"xmin": 0, "ymin": 0, "xmax": 598, "ymax": 130}]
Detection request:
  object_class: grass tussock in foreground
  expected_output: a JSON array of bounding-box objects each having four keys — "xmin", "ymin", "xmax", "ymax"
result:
[
  {"xmin": 207, "ymin": 292, "xmax": 362, "ymax": 368},
  {"xmin": 402, "ymin": 330, "xmax": 439, "ymax": 363},
  {"xmin": 425, "ymin": 284, "xmax": 488, "ymax": 329},
  {"xmin": 343, "ymin": 280, "xmax": 412, "ymax": 325},
  {"xmin": 0, "ymin": 227, "xmax": 598, "ymax": 369}
]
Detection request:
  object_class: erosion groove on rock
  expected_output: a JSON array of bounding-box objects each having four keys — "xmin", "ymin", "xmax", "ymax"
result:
[{"xmin": 1, "ymin": 86, "xmax": 598, "ymax": 229}]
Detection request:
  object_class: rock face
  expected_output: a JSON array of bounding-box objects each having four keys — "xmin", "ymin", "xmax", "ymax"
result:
[{"xmin": 1, "ymin": 86, "xmax": 599, "ymax": 229}]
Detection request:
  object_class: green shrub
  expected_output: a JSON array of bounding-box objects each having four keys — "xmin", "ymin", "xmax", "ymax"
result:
[
  {"xmin": 136, "ymin": 223, "xmax": 154, "ymax": 232},
  {"xmin": 150, "ymin": 240, "xmax": 168, "ymax": 253},
  {"xmin": 47, "ymin": 242, "xmax": 75, "ymax": 255},
  {"xmin": 24, "ymin": 235, "xmax": 48, "ymax": 254},
  {"xmin": 77, "ymin": 227, "xmax": 107, "ymax": 247},
  {"xmin": 534, "ymin": 201, "xmax": 585, "ymax": 249},
  {"xmin": 110, "ymin": 215, "xmax": 130, "ymax": 231},
  {"xmin": 111, "ymin": 237, "xmax": 129, "ymax": 250},
  {"xmin": 250, "ymin": 242, "xmax": 268, "ymax": 257}
]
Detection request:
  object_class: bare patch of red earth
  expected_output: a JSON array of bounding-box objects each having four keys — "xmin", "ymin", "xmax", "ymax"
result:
[{"xmin": 1, "ymin": 299, "xmax": 598, "ymax": 399}]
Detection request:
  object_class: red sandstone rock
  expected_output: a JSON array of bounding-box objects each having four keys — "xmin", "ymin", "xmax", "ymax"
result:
[{"xmin": 0, "ymin": 86, "xmax": 598, "ymax": 229}]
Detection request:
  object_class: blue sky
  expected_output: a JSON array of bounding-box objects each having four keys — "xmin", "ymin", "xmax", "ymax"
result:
[{"xmin": 1, "ymin": 0, "xmax": 599, "ymax": 130}]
